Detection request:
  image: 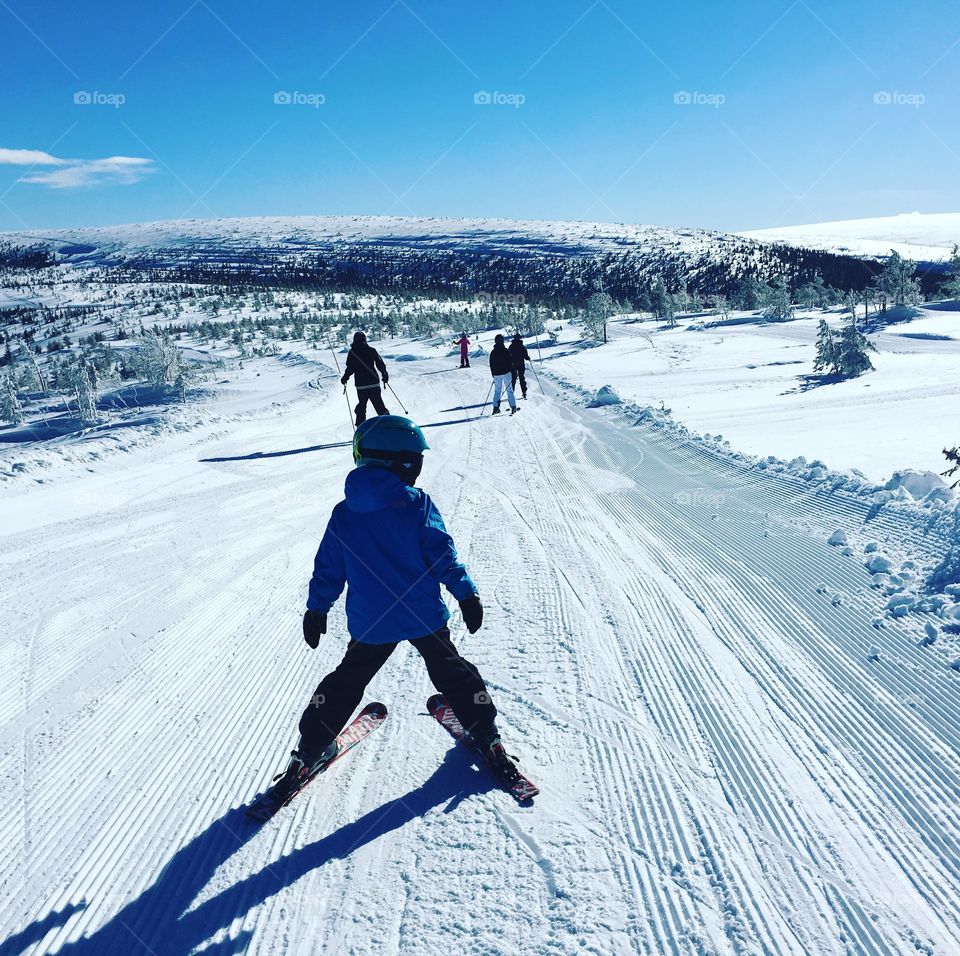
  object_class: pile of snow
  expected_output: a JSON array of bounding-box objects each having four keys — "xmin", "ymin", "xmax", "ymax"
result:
[
  {"xmin": 885, "ymin": 469, "xmax": 950, "ymax": 502},
  {"xmin": 587, "ymin": 386, "xmax": 622, "ymax": 408}
]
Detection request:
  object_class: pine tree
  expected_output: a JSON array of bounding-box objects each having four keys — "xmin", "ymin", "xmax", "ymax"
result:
[
  {"xmin": 942, "ymin": 244, "xmax": 960, "ymax": 298},
  {"xmin": 834, "ymin": 318, "xmax": 875, "ymax": 378},
  {"xmin": 585, "ymin": 291, "xmax": 614, "ymax": 342},
  {"xmin": 0, "ymin": 372, "xmax": 23, "ymax": 425},
  {"xmin": 813, "ymin": 320, "xmax": 837, "ymax": 373},
  {"xmin": 761, "ymin": 276, "xmax": 793, "ymax": 321},
  {"xmin": 875, "ymin": 250, "xmax": 920, "ymax": 307}
]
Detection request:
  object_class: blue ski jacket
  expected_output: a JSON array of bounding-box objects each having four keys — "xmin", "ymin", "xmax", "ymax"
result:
[{"xmin": 306, "ymin": 467, "xmax": 478, "ymax": 644}]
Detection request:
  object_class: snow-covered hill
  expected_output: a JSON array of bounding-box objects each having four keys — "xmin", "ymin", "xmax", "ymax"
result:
[
  {"xmin": 2, "ymin": 214, "xmax": 756, "ymax": 263},
  {"xmin": 741, "ymin": 211, "xmax": 960, "ymax": 263}
]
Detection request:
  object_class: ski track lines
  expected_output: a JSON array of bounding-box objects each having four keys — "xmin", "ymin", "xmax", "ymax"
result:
[{"xmin": 3, "ymin": 361, "xmax": 960, "ymax": 955}]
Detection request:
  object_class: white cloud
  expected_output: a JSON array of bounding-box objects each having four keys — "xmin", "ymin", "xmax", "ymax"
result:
[
  {"xmin": 0, "ymin": 148, "xmax": 66, "ymax": 166},
  {"xmin": 0, "ymin": 147, "xmax": 155, "ymax": 188}
]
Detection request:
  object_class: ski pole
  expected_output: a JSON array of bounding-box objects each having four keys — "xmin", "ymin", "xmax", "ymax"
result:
[
  {"xmin": 384, "ymin": 380, "xmax": 408, "ymax": 415},
  {"xmin": 532, "ymin": 333, "xmax": 545, "ymax": 393},
  {"xmin": 327, "ymin": 337, "xmax": 356, "ymax": 430},
  {"xmin": 481, "ymin": 379, "xmax": 494, "ymax": 417}
]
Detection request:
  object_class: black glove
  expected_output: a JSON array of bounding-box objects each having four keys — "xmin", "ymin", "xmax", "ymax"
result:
[
  {"xmin": 340, "ymin": 374, "xmax": 349, "ymax": 386},
  {"xmin": 381, "ymin": 372, "xmax": 389, "ymax": 384},
  {"xmin": 303, "ymin": 609, "xmax": 327, "ymax": 649},
  {"xmin": 459, "ymin": 595, "xmax": 483, "ymax": 634}
]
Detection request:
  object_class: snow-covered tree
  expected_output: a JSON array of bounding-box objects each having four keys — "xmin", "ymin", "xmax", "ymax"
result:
[
  {"xmin": 711, "ymin": 294, "xmax": 730, "ymax": 322},
  {"xmin": 761, "ymin": 277, "xmax": 793, "ymax": 321},
  {"xmin": 875, "ymin": 250, "xmax": 920, "ymax": 307},
  {"xmin": 813, "ymin": 320, "xmax": 836, "ymax": 373},
  {"xmin": 584, "ymin": 291, "xmax": 614, "ymax": 343},
  {"xmin": 650, "ymin": 280, "xmax": 676, "ymax": 327},
  {"xmin": 835, "ymin": 319, "xmax": 875, "ymax": 377},
  {"xmin": 796, "ymin": 275, "xmax": 829, "ymax": 310},
  {"xmin": 61, "ymin": 362, "xmax": 99, "ymax": 423},
  {"xmin": 942, "ymin": 244, "xmax": 960, "ymax": 298},
  {"xmin": 0, "ymin": 372, "xmax": 23, "ymax": 425},
  {"xmin": 813, "ymin": 318, "xmax": 874, "ymax": 379},
  {"xmin": 131, "ymin": 331, "xmax": 185, "ymax": 386}
]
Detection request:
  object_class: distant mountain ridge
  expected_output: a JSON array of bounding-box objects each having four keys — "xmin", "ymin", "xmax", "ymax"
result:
[
  {"xmin": 741, "ymin": 212, "xmax": 960, "ymax": 263},
  {"xmin": 1, "ymin": 214, "xmax": 892, "ymax": 301}
]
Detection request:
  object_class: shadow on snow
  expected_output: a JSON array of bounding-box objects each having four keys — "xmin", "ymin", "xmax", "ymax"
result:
[
  {"xmin": 0, "ymin": 745, "xmax": 493, "ymax": 956},
  {"xmin": 199, "ymin": 416, "xmax": 486, "ymax": 463}
]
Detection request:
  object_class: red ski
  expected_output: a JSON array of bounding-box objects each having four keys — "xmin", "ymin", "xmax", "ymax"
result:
[
  {"xmin": 246, "ymin": 701, "xmax": 388, "ymax": 822},
  {"xmin": 427, "ymin": 694, "xmax": 539, "ymax": 803}
]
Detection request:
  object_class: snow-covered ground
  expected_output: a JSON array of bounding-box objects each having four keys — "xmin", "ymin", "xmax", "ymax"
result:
[
  {"xmin": 742, "ymin": 211, "xmax": 960, "ymax": 262},
  {"xmin": 541, "ymin": 306, "xmax": 960, "ymax": 484},
  {"xmin": 3, "ymin": 332, "xmax": 960, "ymax": 955}
]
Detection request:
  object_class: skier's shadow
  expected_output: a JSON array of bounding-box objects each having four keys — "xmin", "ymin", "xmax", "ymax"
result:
[
  {"xmin": 199, "ymin": 440, "xmax": 351, "ymax": 463},
  {"xmin": 5, "ymin": 745, "xmax": 492, "ymax": 956}
]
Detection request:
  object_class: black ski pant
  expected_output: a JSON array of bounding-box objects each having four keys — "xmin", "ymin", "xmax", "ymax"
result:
[
  {"xmin": 460, "ymin": 356, "xmax": 470, "ymax": 368},
  {"xmin": 354, "ymin": 387, "xmax": 389, "ymax": 426},
  {"xmin": 511, "ymin": 366, "xmax": 527, "ymax": 397},
  {"xmin": 299, "ymin": 628, "xmax": 498, "ymax": 750}
]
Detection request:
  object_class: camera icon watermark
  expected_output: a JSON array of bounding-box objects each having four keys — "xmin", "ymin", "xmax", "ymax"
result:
[
  {"xmin": 475, "ymin": 291, "xmax": 526, "ymax": 307},
  {"xmin": 274, "ymin": 90, "xmax": 326, "ymax": 108},
  {"xmin": 474, "ymin": 691, "xmax": 491, "ymax": 705},
  {"xmin": 873, "ymin": 90, "xmax": 924, "ymax": 108},
  {"xmin": 473, "ymin": 90, "xmax": 526, "ymax": 108},
  {"xmin": 673, "ymin": 489, "xmax": 726, "ymax": 508},
  {"xmin": 74, "ymin": 90, "xmax": 125, "ymax": 108},
  {"xmin": 673, "ymin": 90, "xmax": 725, "ymax": 108}
]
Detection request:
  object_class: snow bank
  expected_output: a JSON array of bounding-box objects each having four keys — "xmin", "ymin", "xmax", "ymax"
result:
[
  {"xmin": 587, "ymin": 385, "xmax": 622, "ymax": 408},
  {"xmin": 885, "ymin": 469, "xmax": 949, "ymax": 501}
]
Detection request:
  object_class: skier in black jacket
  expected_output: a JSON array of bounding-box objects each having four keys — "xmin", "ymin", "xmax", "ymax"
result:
[
  {"xmin": 488, "ymin": 334, "xmax": 517, "ymax": 415},
  {"xmin": 342, "ymin": 331, "xmax": 390, "ymax": 426},
  {"xmin": 508, "ymin": 335, "xmax": 532, "ymax": 399}
]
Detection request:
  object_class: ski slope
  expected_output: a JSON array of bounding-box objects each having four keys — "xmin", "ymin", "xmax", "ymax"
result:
[{"xmin": 3, "ymin": 349, "xmax": 960, "ymax": 955}]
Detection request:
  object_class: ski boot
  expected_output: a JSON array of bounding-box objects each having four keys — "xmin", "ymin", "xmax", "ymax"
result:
[
  {"xmin": 492, "ymin": 404, "xmax": 501, "ymax": 415},
  {"xmin": 271, "ymin": 739, "xmax": 338, "ymax": 801},
  {"xmin": 510, "ymin": 406, "xmax": 519, "ymax": 415},
  {"xmin": 471, "ymin": 731, "xmax": 522, "ymax": 785}
]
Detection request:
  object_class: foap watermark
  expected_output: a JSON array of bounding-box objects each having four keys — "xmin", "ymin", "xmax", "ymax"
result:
[
  {"xmin": 474, "ymin": 691, "xmax": 492, "ymax": 705},
  {"xmin": 673, "ymin": 489, "xmax": 726, "ymax": 508},
  {"xmin": 274, "ymin": 90, "xmax": 326, "ymax": 108},
  {"xmin": 673, "ymin": 90, "xmax": 725, "ymax": 108},
  {"xmin": 475, "ymin": 291, "xmax": 525, "ymax": 307},
  {"xmin": 873, "ymin": 90, "xmax": 925, "ymax": 108},
  {"xmin": 74, "ymin": 90, "xmax": 125, "ymax": 108},
  {"xmin": 474, "ymin": 90, "xmax": 525, "ymax": 108}
]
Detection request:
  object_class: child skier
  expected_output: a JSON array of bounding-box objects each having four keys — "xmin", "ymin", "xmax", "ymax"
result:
[
  {"xmin": 455, "ymin": 333, "xmax": 471, "ymax": 368},
  {"xmin": 272, "ymin": 416, "xmax": 518, "ymax": 799}
]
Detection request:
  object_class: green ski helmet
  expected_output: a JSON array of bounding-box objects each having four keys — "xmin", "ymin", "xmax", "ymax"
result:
[{"xmin": 352, "ymin": 415, "xmax": 430, "ymax": 482}]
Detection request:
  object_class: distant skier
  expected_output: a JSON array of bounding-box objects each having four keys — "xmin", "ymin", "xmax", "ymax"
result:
[
  {"xmin": 488, "ymin": 334, "xmax": 518, "ymax": 415},
  {"xmin": 455, "ymin": 333, "xmax": 471, "ymax": 368},
  {"xmin": 508, "ymin": 334, "xmax": 532, "ymax": 400},
  {"xmin": 271, "ymin": 416, "xmax": 520, "ymax": 798},
  {"xmin": 341, "ymin": 331, "xmax": 389, "ymax": 426}
]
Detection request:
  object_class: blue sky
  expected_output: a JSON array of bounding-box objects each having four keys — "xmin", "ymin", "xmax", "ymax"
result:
[{"xmin": 1, "ymin": 0, "xmax": 958, "ymax": 233}]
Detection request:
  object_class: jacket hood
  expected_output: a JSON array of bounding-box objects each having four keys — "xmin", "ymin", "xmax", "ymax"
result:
[{"xmin": 344, "ymin": 466, "xmax": 414, "ymax": 513}]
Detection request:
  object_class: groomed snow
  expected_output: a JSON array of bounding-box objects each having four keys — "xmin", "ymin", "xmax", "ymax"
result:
[{"xmin": 3, "ymin": 336, "xmax": 960, "ymax": 954}]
